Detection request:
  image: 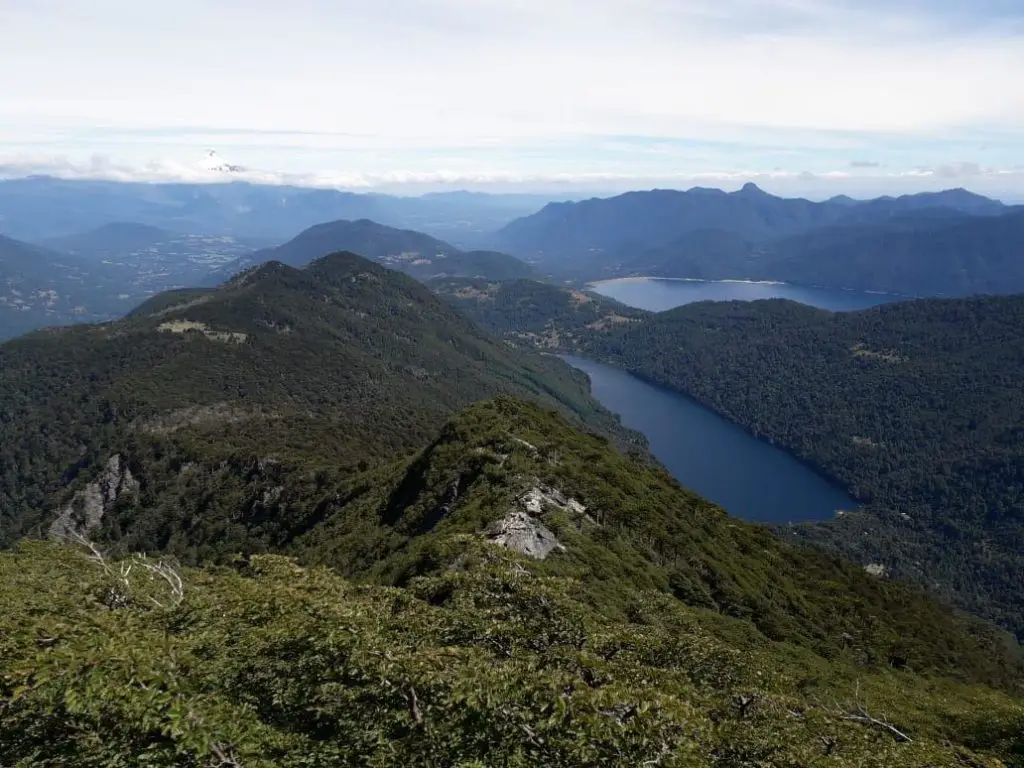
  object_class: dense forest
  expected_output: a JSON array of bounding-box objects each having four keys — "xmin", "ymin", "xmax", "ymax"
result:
[
  {"xmin": 4, "ymin": 250, "xmax": 1024, "ymax": 764},
  {"xmin": 3, "ymin": 397, "xmax": 1024, "ymax": 766},
  {"xmin": 0, "ymin": 252, "xmax": 629, "ymax": 551},
  {"xmin": 431, "ymin": 277, "xmax": 648, "ymax": 348},
  {"xmin": 570, "ymin": 296, "xmax": 1024, "ymax": 638}
]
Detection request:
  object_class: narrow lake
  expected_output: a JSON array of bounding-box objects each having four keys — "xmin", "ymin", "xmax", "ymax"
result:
[
  {"xmin": 590, "ymin": 277, "xmax": 905, "ymax": 312},
  {"xmin": 562, "ymin": 355, "xmax": 855, "ymax": 524}
]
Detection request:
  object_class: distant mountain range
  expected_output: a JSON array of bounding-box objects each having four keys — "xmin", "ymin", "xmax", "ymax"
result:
[
  {"xmin": 498, "ymin": 184, "xmax": 1023, "ymax": 296},
  {"xmin": 0, "ymin": 177, "xmax": 559, "ymax": 246},
  {"xmin": 212, "ymin": 219, "xmax": 533, "ymax": 284}
]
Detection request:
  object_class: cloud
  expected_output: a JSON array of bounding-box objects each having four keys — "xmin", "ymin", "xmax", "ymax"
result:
[{"xmin": 1, "ymin": 0, "xmax": 1023, "ymax": 199}]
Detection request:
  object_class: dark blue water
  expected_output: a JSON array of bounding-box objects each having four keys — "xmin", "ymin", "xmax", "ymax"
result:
[
  {"xmin": 590, "ymin": 277, "xmax": 904, "ymax": 312},
  {"xmin": 563, "ymin": 355, "xmax": 855, "ymax": 523}
]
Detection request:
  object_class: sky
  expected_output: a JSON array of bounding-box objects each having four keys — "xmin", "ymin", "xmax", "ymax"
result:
[{"xmin": 1, "ymin": 0, "xmax": 1023, "ymax": 199}]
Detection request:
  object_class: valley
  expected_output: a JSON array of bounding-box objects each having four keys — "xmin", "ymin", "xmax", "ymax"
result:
[{"xmin": 3, "ymin": 182, "xmax": 1024, "ymax": 766}]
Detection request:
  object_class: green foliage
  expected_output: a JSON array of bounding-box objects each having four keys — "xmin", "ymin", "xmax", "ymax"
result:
[
  {"xmin": 291, "ymin": 397, "xmax": 1023, "ymax": 690},
  {"xmin": 431, "ymin": 277, "xmax": 647, "ymax": 349},
  {"xmin": 2, "ymin": 539, "xmax": 1022, "ymax": 767},
  {"xmin": 0, "ymin": 252, "xmax": 629, "ymax": 549},
  {"xmin": 575, "ymin": 295, "xmax": 1024, "ymax": 639}
]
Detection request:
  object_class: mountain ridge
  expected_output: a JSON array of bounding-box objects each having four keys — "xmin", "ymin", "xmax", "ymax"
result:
[{"xmin": 212, "ymin": 218, "xmax": 534, "ymax": 284}]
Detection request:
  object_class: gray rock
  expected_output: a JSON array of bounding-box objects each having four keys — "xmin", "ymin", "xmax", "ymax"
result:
[
  {"xmin": 49, "ymin": 454, "xmax": 139, "ymax": 540},
  {"xmin": 486, "ymin": 510, "xmax": 565, "ymax": 560}
]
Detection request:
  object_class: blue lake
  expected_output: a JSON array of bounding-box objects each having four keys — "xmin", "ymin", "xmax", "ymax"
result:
[
  {"xmin": 562, "ymin": 355, "xmax": 855, "ymax": 524},
  {"xmin": 590, "ymin": 277, "xmax": 905, "ymax": 312}
]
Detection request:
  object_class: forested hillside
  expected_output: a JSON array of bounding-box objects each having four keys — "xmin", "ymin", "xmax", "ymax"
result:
[
  {"xmin": 574, "ymin": 296, "xmax": 1024, "ymax": 637},
  {"xmin": 632, "ymin": 210, "xmax": 1024, "ymax": 296},
  {"xmin": 213, "ymin": 219, "xmax": 534, "ymax": 283},
  {"xmin": 3, "ymin": 397, "xmax": 1023, "ymax": 766},
  {"xmin": 0, "ymin": 251, "xmax": 625, "ymax": 551},
  {"xmin": 431, "ymin": 277, "xmax": 648, "ymax": 348}
]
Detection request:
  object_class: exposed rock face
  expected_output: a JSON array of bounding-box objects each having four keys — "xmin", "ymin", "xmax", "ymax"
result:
[
  {"xmin": 486, "ymin": 510, "xmax": 565, "ymax": 560},
  {"xmin": 485, "ymin": 484, "xmax": 590, "ymax": 560},
  {"xmin": 49, "ymin": 455, "xmax": 139, "ymax": 540},
  {"xmin": 864, "ymin": 563, "xmax": 888, "ymax": 578}
]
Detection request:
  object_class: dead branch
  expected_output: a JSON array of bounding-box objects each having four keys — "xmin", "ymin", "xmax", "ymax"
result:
[
  {"xmin": 406, "ymin": 687, "xmax": 424, "ymax": 725},
  {"xmin": 209, "ymin": 743, "xmax": 242, "ymax": 767},
  {"xmin": 831, "ymin": 682, "xmax": 912, "ymax": 743},
  {"xmin": 839, "ymin": 710, "xmax": 912, "ymax": 743}
]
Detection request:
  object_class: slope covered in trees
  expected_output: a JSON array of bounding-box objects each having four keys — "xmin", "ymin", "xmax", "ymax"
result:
[
  {"xmin": 0, "ymin": 252, "xmax": 624, "ymax": 551},
  {"xmin": 213, "ymin": 219, "xmax": 534, "ymax": 283},
  {"xmin": 431, "ymin": 277, "xmax": 648, "ymax": 349},
  {"xmin": 575, "ymin": 296, "xmax": 1024, "ymax": 638},
  {"xmin": 3, "ymin": 397, "xmax": 1024, "ymax": 766}
]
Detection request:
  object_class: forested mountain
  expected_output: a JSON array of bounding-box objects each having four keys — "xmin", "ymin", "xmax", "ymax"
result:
[
  {"xmin": 3, "ymin": 249, "xmax": 1024, "ymax": 763},
  {"xmin": 0, "ymin": 234, "xmax": 131, "ymax": 340},
  {"xmin": 0, "ymin": 177, "xmax": 555, "ymax": 245},
  {"xmin": 3, "ymin": 398, "xmax": 1023, "ymax": 766},
  {"xmin": 0, "ymin": 251, "xmax": 620, "ymax": 551},
  {"xmin": 631, "ymin": 209, "xmax": 1024, "ymax": 296},
  {"xmin": 213, "ymin": 218, "xmax": 534, "ymax": 283},
  {"xmin": 497, "ymin": 184, "xmax": 1020, "ymax": 296},
  {"xmin": 432, "ymin": 277, "xmax": 648, "ymax": 348},
  {"xmin": 568, "ymin": 295, "xmax": 1024, "ymax": 638}
]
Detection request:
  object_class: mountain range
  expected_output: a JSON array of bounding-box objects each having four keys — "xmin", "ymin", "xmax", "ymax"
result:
[
  {"xmin": 497, "ymin": 184, "xmax": 1023, "ymax": 295},
  {"xmin": 0, "ymin": 176, "xmax": 559, "ymax": 246}
]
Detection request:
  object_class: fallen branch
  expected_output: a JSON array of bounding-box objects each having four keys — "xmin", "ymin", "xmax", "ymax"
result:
[{"xmin": 839, "ymin": 709, "xmax": 912, "ymax": 743}]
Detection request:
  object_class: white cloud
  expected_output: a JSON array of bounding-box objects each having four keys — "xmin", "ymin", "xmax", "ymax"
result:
[{"xmin": 0, "ymin": 0, "xmax": 1022, "ymax": 195}]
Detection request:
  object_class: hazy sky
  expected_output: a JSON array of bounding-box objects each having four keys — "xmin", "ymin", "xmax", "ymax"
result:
[{"xmin": 2, "ymin": 0, "xmax": 1022, "ymax": 198}]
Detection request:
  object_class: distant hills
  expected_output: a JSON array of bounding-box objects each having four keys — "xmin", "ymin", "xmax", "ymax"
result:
[
  {"xmin": 213, "ymin": 219, "xmax": 533, "ymax": 283},
  {"xmin": 41, "ymin": 221, "xmax": 259, "ymax": 290},
  {"xmin": 0, "ymin": 234, "xmax": 131, "ymax": 339},
  {"xmin": 0, "ymin": 177, "xmax": 558, "ymax": 246},
  {"xmin": 0, "ymin": 223, "xmax": 261, "ymax": 340},
  {"xmin": 497, "ymin": 184, "xmax": 1022, "ymax": 296}
]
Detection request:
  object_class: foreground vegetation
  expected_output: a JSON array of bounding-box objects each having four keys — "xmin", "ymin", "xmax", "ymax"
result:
[{"xmin": 3, "ymin": 535, "xmax": 1022, "ymax": 766}]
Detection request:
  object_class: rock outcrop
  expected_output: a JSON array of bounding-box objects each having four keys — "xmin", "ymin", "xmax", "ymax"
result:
[
  {"xmin": 485, "ymin": 484, "xmax": 591, "ymax": 560},
  {"xmin": 49, "ymin": 455, "xmax": 139, "ymax": 540},
  {"xmin": 485, "ymin": 510, "xmax": 565, "ymax": 560}
]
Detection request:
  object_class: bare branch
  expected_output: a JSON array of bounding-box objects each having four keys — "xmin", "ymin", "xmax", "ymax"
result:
[
  {"xmin": 209, "ymin": 743, "xmax": 242, "ymax": 767},
  {"xmin": 406, "ymin": 687, "xmax": 424, "ymax": 726},
  {"xmin": 839, "ymin": 710, "xmax": 912, "ymax": 743}
]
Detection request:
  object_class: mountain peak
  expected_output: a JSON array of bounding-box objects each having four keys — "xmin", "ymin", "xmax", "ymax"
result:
[{"xmin": 736, "ymin": 182, "xmax": 769, "ymax": 197}]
